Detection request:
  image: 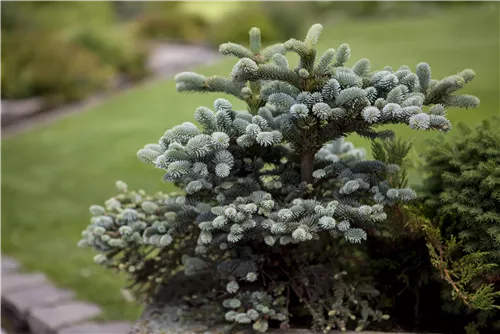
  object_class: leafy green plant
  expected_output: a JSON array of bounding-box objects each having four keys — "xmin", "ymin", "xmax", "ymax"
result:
[
  {"xmin": 69, "ymin": 27, "xmax": 149, "ymax": 81},
  {"xmin": 1, "ymin": 1, "xmax": 116, "ymax": 33},
  {"xmin": 1, "ymin": 32, "xmax": 113, "ymax": 104},
  {"xmin": 138, "ymin": 11, "xmax": 208, "ymax": 43}
]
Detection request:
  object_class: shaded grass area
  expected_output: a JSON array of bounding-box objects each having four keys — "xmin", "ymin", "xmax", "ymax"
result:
[{"xmin": 2, "ymin": 6, "xmax": 498, "ymax": 321}]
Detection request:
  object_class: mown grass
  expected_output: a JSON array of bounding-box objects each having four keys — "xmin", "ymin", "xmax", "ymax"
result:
[{"xmin": 2, "ymin": 5, "xmax": 498, "ymax": 321}]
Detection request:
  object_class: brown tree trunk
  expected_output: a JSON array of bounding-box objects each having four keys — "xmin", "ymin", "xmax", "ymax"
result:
[{"xmin": 301, "ymin": 151, "xmax": 315, "ymax": 184}]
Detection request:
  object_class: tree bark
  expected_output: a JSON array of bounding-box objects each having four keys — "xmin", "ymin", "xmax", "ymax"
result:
[{"xmin": 301, "ymin": 151, "xmax": 315, "ymax": 184}]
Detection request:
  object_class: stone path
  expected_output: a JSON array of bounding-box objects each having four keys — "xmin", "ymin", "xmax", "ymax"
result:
[
  {"xmin": 1, "ymin": 255, "xmax": 132, "ymax": 334},
  {"xmin": 1, "ymin": 43, "xmax": 221, "ymax": 139}
]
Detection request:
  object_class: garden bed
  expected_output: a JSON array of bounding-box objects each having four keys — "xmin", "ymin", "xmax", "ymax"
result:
[{"xmin": 129, "ymin": 284, "xmax": 422, "ymax": 334}]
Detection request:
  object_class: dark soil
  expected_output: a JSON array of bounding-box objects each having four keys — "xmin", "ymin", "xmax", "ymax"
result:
[{"xmin": 1, "ymin": 308, "xmax": 31, "ymax": 334}]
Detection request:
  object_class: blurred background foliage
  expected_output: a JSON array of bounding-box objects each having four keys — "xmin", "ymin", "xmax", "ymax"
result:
[
  {"xmin": 1, "ymin": 1, "xmax": 148, "ymax": 105},
  {"xmin": 2, "ymin": 0, "xmax": 498, "ymax": 323},
  {"xmin": 2, "ymin": 1, "xmax": 490, "ymax": 107}
]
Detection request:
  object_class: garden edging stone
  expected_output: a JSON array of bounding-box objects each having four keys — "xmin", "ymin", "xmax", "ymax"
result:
[
  {"xmin": 2, "ymin": 284, "xmax": 75, "ymax": 319},
  {"xmin": 1, "ymin": 256, "xmax": 132, "ymax": 334},
  {"xmin": 28, "ymin": 301, "xmax": 102, "ymax": 334}
]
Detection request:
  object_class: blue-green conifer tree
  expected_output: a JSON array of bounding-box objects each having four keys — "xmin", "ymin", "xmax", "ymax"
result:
[{"xmin": 80, "ymin": 24, "xmax": 478, "ymax": 332}]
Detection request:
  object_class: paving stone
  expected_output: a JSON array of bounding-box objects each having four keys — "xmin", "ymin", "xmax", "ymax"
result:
[
  {"xmin": 58, "ymin": 321, "xmax": 132, "ymax": 334},
  {"xmin": 1, "ymin": 256, "xmax": 20, "ymax": 273},
  {"xmin": 1, "ymin": 273, "xmax": 47, "ymax": 293},
  {"xmin": 2, "ymin": 283, "xmax": 74, "ymax": 317},
  {"xmin": 28, "ymin": 301, "xmax": 102, "ymax": 334}
]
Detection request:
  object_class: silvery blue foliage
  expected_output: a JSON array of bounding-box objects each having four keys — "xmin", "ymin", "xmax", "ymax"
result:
[{"xmin": 80, "ymin": 23, "xmax": 479, "ymax": 333}]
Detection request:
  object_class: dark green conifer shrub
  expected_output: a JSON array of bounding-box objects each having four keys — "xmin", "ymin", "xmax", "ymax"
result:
[
  {"xmin": 423, "ymin": 118, "xmax": 500, "ymax": 270},
  {"xmin": 421, "ymin": 117, "xmax": 500, "ymax": 332},
  {"xmin": 368, "ymin": 120, "xmax": 500, "ymax": 333}
]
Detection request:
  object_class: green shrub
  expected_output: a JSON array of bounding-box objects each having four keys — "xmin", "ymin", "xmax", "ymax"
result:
[
  {"xmin": 1, "ymin": 32, "xmax": 113, "ymax": 105},
  {"xmin": 69, "ymin": 27, "xmax": 149, "ymax": 81},
  {"xmin": 119, "ymin": 46, "xmax": 149, "ymax": 82},
  {"xmin": 207, "ymin": 8, "xmax": 279, "ymax": 46},
  {"xmin": 260, "ymin": 2, "xmax": 311, "ymax": 40},
  {"xmin": 376, "ymin": 118, "xmax": 500, "ymax": 333},
  {"xmin": 364, "ymin": 131, "xmax": 500, "ymax": 333},
  {"xmin": 421, "ymin": 118, "xmax": 500, "ymax": 330},
  {"xmin": 1, "ymin": 1, "xmax": 116, "ymax": 33},
  {"xmin": 206, "ymin": 2, "xmax": 309, "ymax": 47},
  {"xmin": 423, "ymin": 117, "xmax": 500, "ymax": 279},
  {"xmin": 137, "ymin": 13, "xmax": 208, "ymax": 43}
]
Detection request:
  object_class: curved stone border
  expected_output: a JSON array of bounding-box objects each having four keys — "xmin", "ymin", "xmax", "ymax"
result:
[{"xmin": 1, "ymin": 255, "xmax": 132, "ymax": 334}]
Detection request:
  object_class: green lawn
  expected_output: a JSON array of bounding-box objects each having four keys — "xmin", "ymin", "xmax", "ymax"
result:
[{"xmin": 2, "ymin": 5, "xmax": 499, "ymax": 322}]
